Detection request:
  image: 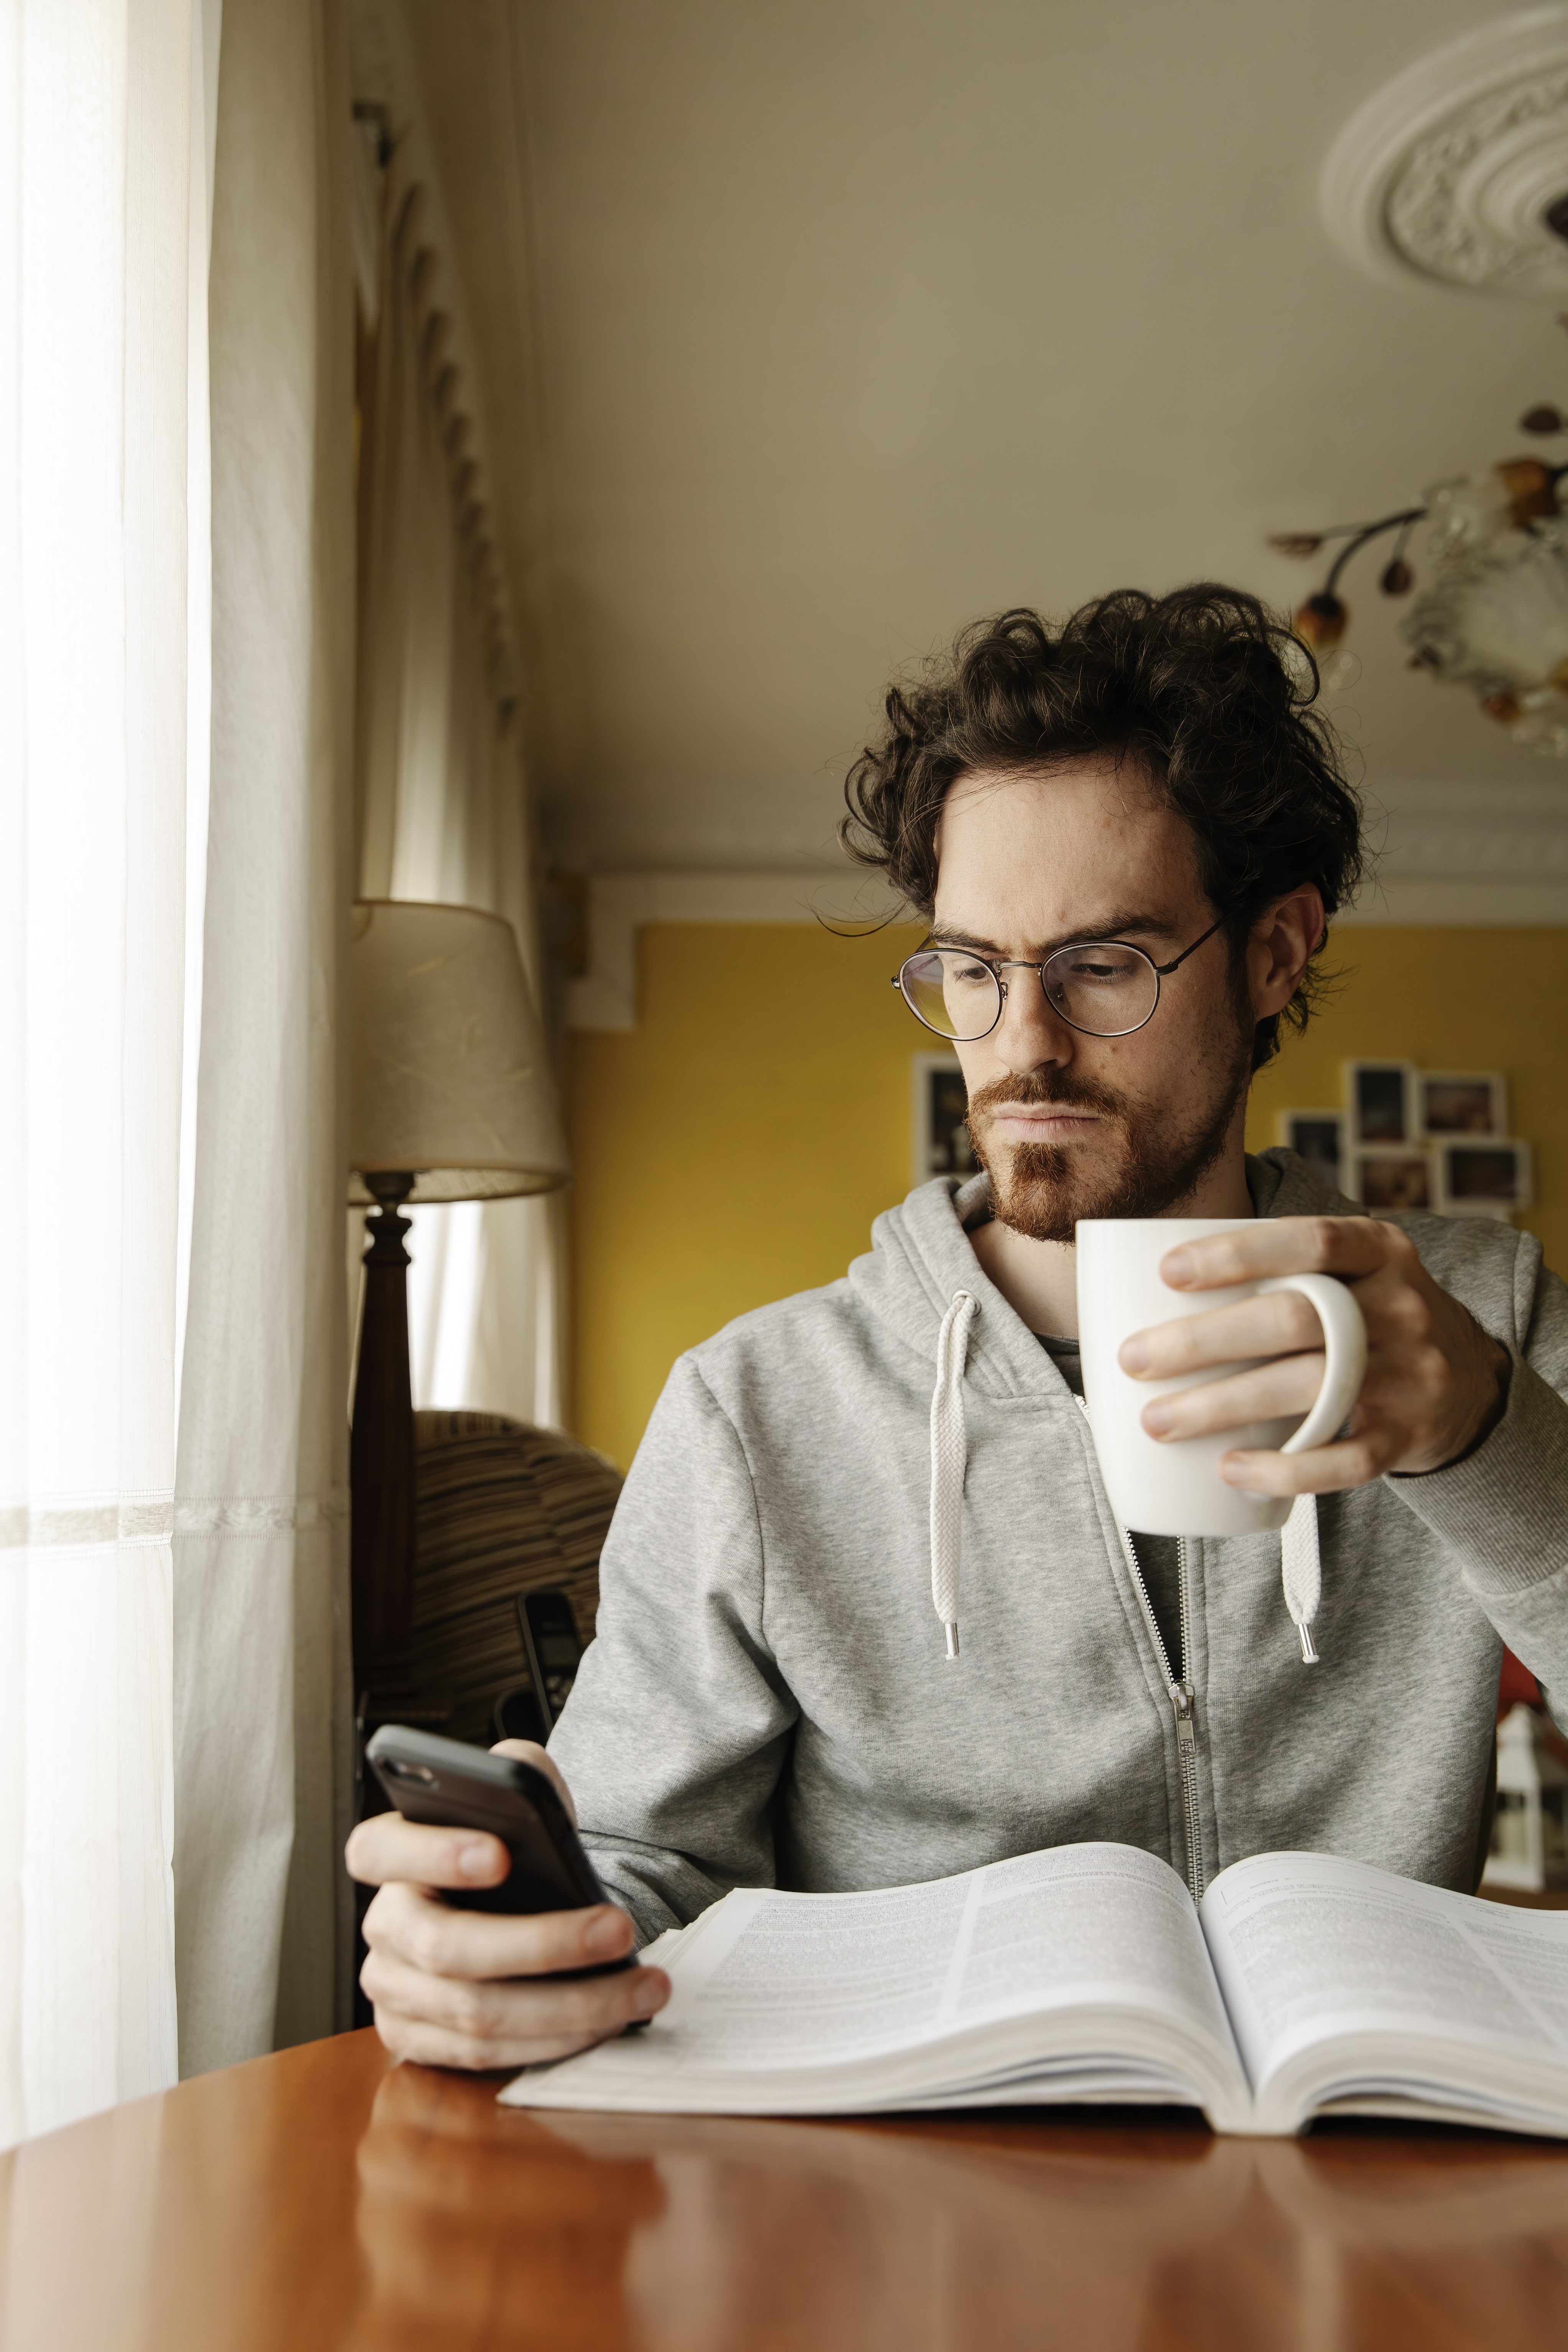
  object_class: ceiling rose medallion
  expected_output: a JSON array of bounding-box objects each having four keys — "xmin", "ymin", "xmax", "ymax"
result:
[
  {"xmin": 1321, "ymin": 7, "xmax": 1568, "ymax": 298},
  {"xmin": 1274, "ymin": 16, "xmax": 1568, "ymax": 748}
]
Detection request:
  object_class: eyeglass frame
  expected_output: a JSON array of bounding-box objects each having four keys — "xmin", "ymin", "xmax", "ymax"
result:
[{"xmin": 891, "ymin": 913, "xmax": 1231, "ymax": 1043}]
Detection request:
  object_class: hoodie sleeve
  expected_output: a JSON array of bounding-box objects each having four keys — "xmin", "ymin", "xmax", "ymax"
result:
[
  {"xmin": 544, "ymin": 1353, "xmax": 797, "ymax": 1943},
  {"xmin": 1387, "ymin": 1229, "xmax": 1568, "ymax": 1725}
]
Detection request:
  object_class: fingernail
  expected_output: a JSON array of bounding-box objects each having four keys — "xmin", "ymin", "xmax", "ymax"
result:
[
  {"xmin": 1162, "ymin": 1249, "xmax": 1194, "ymax": 1287},
  {"xmin": 1142, "ymin": 1404, "xmax": 1172, "ymax": 1437},
  {"xmin": 1119, "ymin": 1337, "xmax": 1149, "ymax": 1374},
  {"xmin": 586, "ymin": 1909, "xmax": 628, "ymax": 1957},
  {"xmin": 456, "ymin": 1839, "xmax": 498, "ymax": 1882}
]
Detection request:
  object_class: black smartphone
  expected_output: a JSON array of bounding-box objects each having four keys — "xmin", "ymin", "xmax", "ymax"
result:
[
  {"xmin": 516, "ymin": 1588, "xmax": 584, "ymax": 1731},
  {"xmin": 364, "ymin": 1724, "xmax": 632, "ymax": 1973}
]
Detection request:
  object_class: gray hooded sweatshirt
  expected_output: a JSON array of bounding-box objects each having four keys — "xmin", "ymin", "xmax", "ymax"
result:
[{"xmin": 550, "ymin": 1149, "xmax": 1568, "ymax": 1943}]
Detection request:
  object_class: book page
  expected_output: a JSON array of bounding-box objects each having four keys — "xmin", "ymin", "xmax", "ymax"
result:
[
  {"xmin": 656, "ymin": 1876, "xmax": 973, "ymax": 2062},
  {"xmin": 597, "ymin": 1842, "xmax": 1235, "ymax": 2074},
  {"xmin": 949, "ymin": 1845, "xmax": 1232, "ymax": 2043},
  {"xmin": 1201, "ymin": 1851, "xmax": 1568, "ymax": 2099},
  {"xmin": 1452, "ymin": 1902, "xmax": 1568, "ymax": 2045}
]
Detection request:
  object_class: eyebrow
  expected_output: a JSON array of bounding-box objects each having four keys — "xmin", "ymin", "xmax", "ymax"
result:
[{"xmin": 928, "ymin": 911, "xmax": 1183, "ymax": 960}]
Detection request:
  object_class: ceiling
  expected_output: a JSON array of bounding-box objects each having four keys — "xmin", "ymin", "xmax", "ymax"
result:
[{"xmin": 406, "ymin": 0, "xmax": 1568, "ymax": 880}]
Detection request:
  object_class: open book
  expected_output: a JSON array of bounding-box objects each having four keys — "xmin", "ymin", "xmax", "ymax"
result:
[{"xmin": 498, "ymin": 1843, "xmax": 1568, "ymax": 2138}]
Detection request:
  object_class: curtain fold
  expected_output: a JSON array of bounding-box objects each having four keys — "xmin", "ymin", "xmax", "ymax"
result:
[
  {"xmin": 0, "ymin": 0, "xmax": 213, "ymax": 2145},
  {"xmin": 355, "ymin": 161, "xmax": 564, "ymax": 1430},
  {"xmin": 171, "ymin": 0, "xmax": 355, "ymax": 2077},
  {"xmin": 2, "ymin": 0, "xmax": 532, "ymax": 2121}
]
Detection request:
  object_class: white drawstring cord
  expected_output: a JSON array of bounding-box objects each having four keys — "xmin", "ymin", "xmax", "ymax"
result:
[
  {"xmin": 930, "ymin": 1290, "xmax": 979, "ymax": 1659},
  {"xmin": 1282, "ymin": 1493, "xmax": 1322, "ymax": 1664},
  {"xmin": 929, "ymin": 1289, "xmax": 1322, "ymax": 1668}
]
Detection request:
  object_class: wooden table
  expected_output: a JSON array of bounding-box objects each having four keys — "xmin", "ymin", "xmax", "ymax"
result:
[{"xmin": 3, "ymin": 2029, "xmax": 1568, "ymax": 2350}]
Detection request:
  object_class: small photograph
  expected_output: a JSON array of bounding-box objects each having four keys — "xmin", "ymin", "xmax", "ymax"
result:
[
  {"xmin": 1277, "ymin": 1110, "xmax": 1344, "ymax": 1193},
  {"xmin": 1434, "ymin": 1139, "xmax": 1532, "ymax": 1220},
  {"xmin": 1344, "ymin": 1060, "xmax": 1416, "ymax": 1147},
  {"xmin": 1350, "ymin": 1150, "xmax": 1432, "ymax": 1214},
  {"xmin": 912, "ymin": 1053, "xmax": 977, "ymax": 1186},
  {"xmin": 1417, "ymin": 1071, "xmax": 1507, "ymax": 1140}
]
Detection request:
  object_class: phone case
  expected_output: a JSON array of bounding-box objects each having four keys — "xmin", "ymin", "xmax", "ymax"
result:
[{"xmin": 364, "ymin": 1725, "xmax": 627, "ymax": 1969}]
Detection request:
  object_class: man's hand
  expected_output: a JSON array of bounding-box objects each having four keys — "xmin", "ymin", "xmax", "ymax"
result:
[
  {"xmin": 1116, "ymin": 1216, "xmax": 1511, "ymax": 1495},
  {"xmin": 346, "ymin": 1740, "xmax": 669, "ymax": 2071}
]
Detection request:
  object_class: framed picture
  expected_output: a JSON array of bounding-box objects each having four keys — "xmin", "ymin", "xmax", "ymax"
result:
[
  {"xmin": 1277, "ymin": 1110, "xmax": 1345, "ymax": 1192},
  {"xmin": 1350, "ymin": 1150, "xmax": 1432, "ymax": 1214},
  {"xmin": 912, "ymin": 1053, "xmax": 977, "ymax": 1186},
  {"xmin": 1344, "ymin": 1060, "xmax": 1416, "ymax": 1147},
  {"xmin": 1433, "ymin": 1139, "xmax": 1532, "ymax": 1220},
  {"xmin": 1417, "ymin": 1071, "xmax": 1507, "ymax": 1140}
]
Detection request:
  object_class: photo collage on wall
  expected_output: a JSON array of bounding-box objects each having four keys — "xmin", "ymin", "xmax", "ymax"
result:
[
  {"xmin": 914, "ymin": 1051, "xmax": 1535, "ymax": 1222},
  {"xmin": 1277, "ymin": 1064, "xmax": 1532, "ymax": 1222}
]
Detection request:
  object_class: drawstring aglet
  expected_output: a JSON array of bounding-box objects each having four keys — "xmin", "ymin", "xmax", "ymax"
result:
[
  {"xmin": 944, "ymin": 1623, "xmax": 959, "ymax": 1660},
  {"xmin": 1282, "ymin": 1496, "xmax": 1323, "ymax": 1669}
]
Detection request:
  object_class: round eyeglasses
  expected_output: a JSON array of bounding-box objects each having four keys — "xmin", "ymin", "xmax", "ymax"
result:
[{"xmin": 892, "ymin": 916, "xmax": 1228, "ymax": 1043}]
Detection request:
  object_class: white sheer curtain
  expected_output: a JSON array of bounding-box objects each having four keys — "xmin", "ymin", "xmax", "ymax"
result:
[
  {"xmin": 0, "ymin": 0, "xmax": 552, "ymax": 2125},
  {"xmin": 0, "ymin": 0, "xmax": 216, "ymax": 2145},
  {"xmin": 355, "ymin": 164, "xmax": 563, "ymax": 1427},
  {"xmin": 172, "ymin": 0, "xmax": 355, "ymax": 2076}
]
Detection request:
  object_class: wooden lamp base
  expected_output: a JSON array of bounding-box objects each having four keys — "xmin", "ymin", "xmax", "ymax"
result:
[{"xmin": 350, "ymin": 1171, "xmax": 431, "ymax": 1730}]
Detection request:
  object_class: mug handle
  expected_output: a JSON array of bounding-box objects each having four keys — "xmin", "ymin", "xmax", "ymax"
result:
[{"xmin": 1256, "ymin": 1274, "xmax": 1368, "ymax": 1456}]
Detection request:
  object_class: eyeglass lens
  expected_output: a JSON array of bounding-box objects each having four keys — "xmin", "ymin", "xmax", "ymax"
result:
[{"xmin": 899, "ymin": 944, "xmax": 1160, "ymax": 1041}]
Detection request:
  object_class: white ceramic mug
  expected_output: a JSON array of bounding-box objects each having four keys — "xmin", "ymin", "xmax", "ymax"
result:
[{"xmin": 1075, "ymin": 1218, "xmax": 1368, "ymax": 1536}]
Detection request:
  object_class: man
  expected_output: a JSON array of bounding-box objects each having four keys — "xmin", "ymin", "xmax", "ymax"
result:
[{"xmin": 350, "ymin": 588, "xmax": 1568, "ymax": 2072}]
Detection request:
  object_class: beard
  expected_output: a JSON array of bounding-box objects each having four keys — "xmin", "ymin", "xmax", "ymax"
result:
[{"xmin": 965, "ymin": 1032, "xmax": 1252, "ymax": 1246}]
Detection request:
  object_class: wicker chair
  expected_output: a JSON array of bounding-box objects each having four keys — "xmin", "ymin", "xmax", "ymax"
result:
[{"xmin": 409, "ymin": 1411, "xmax": 622, "ymax": 1746}]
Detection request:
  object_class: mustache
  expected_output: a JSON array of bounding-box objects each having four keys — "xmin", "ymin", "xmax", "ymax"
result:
[{"xmin": 965, "ymin": 1070, "xmax": 1129, "ymax": 1119}]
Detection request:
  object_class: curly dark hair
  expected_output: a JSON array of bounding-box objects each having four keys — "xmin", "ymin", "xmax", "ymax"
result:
[{"xmin": 840, "ymin": 586, "xmax": 1366, "ymax": 1069}]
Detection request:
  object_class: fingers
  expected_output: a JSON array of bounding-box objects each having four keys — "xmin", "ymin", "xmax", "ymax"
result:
[
  {"xmin": 346, "ymin": 1811, "xmax": 510, "ymax": 1892},
  {"xmin": 1158, "ymin": 1215, "xmax": 1405, "ymax": 1292},
  {"xmin": 1140, "ymin": 1354, "xmax": 1327, "ymax": 1442},
  {"xmin": 347, "ymin": 1736, "xmax": 646, "ymax": 2077},
  {"xmin": 1219, "ymin": 1432, "xmax": 1387, "ymax": 1496},
  {"xmin": 1120, "ymin": 1289, "xmax": 1327, "ymax": 1380},
  {"xmin": 363, "ymin": 1882, "xmax": 635, "ymax": 1982},
  {"xmin": 1132, "ymin": 1216, "xmax": 1511, "ymax": 1486},
  {"xmin": 362, "ymin": 1943, "xmax": 669, "ymax": 2072}
]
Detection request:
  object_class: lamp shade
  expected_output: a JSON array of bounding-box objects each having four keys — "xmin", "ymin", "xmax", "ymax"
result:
[{"xmin": 349, "ymin": 899, "xmax": 571, "ymax": 1204}]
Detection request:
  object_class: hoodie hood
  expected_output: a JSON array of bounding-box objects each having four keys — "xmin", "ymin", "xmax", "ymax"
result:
[
  {"xmin": 847, "ymin": 1147, "xmax": 1359, "ymax": 1371},
  {"xmin": 849, "ymin": 1149, "xmax": 1357, "ymax": 1664}
]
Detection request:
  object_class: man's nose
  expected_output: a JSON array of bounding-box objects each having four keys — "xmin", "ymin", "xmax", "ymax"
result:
[{"xmin": 995, "ymin": 970, "xmax": 1075, "ymax": 1076}]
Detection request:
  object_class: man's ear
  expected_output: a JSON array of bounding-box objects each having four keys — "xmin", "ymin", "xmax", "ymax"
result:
[{"xmin": 1248, "ymin": 885, "xmax": 1325, "ymax": 1019}]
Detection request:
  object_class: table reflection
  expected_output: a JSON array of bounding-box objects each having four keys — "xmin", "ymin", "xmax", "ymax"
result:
[
  {"xmin": 1249, "ymin": 2134, "xmax": 1568, "ymax": 2352},
  {"xmin": 346, "ymin": 2074, "xmax": 1568, "ymax": 2352},
  {"xmin": 562, "ymin": 2108, "xmax": 1249, "ymax": 2352},
  {"xmin": 344, "ymin": 2065, "xmax": 664, "ymax": 2352}
]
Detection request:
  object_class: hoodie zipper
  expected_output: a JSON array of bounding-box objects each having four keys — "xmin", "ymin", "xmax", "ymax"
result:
[{"xmin": 1121, "ymin": 1533, "xmax": 1205, "ymax": 1902}]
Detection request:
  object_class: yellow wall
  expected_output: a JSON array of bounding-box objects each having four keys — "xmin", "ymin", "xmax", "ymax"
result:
[{"xmin": 568, "ymin": 922, "xmax": 1568, "ymax": 1469}]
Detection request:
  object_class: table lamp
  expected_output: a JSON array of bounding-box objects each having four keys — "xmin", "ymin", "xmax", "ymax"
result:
[{"xmin": 349, "ymin": 898, "xmax": 571, "ymax": 1720}]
